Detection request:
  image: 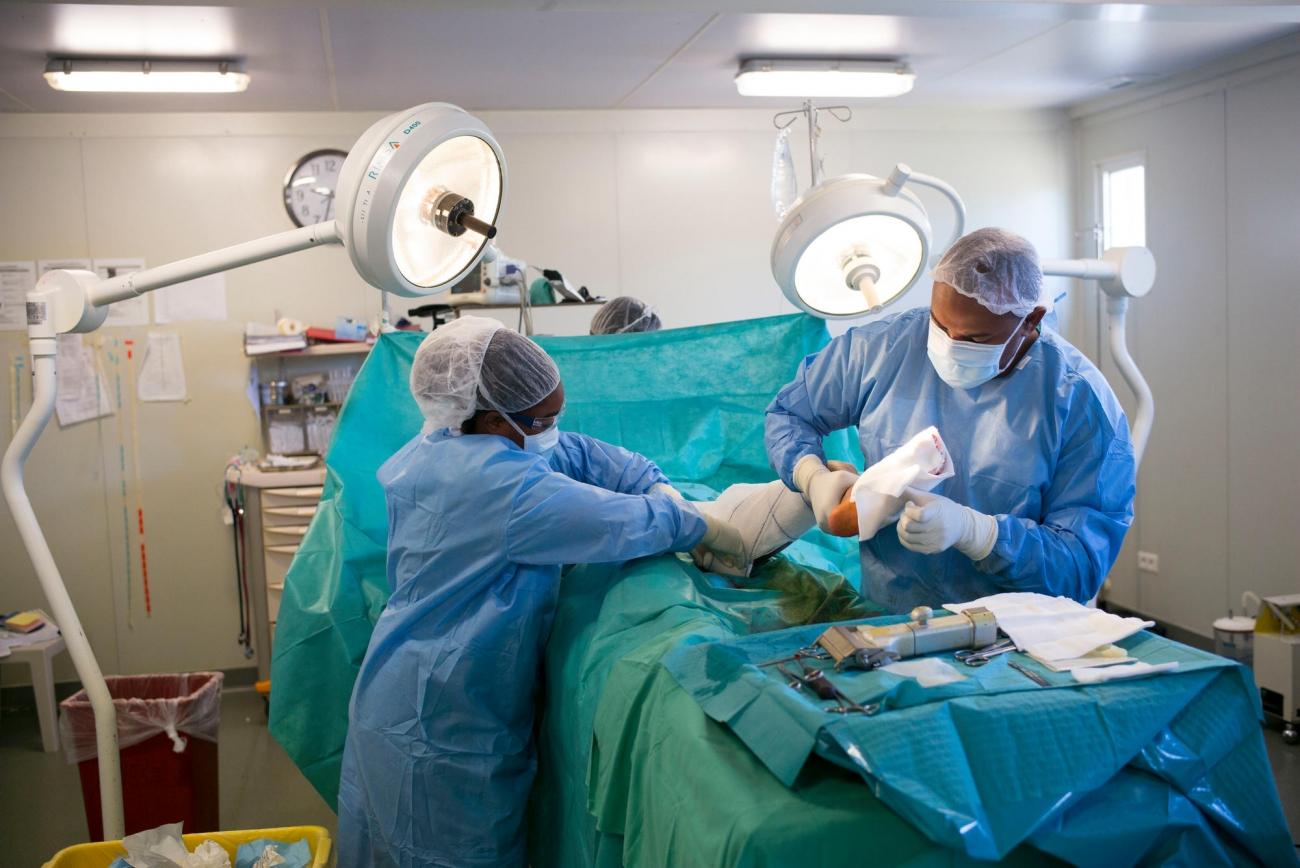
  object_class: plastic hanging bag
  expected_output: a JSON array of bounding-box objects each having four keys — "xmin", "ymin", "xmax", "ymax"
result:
[
  {"xmin": 851, "ymin": 426, "xmax": 954, "ymax": 539},
  {"xmin": 771, "ymin": 127, "xmax": 798, "ymax": 221},
  {"xmin": 58, "ymin": 672, "xmax": 224, "ymax": 764}
]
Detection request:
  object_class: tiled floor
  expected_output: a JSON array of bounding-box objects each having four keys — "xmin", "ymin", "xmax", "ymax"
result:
[{"xmin": 2, "ymin": 688, "xmax": 1296, "ymax": 865}]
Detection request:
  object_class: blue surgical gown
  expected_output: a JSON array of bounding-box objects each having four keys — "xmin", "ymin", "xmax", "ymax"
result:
[
  {"xmin": 337, "ymin": 429, "xmax": 705, "ymax": 868},
  {"xmin": 766, "ymin": 307, "xmax": 1135, "ymax": 613}
]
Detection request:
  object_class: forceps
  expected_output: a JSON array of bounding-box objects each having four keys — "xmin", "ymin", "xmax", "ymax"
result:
[
  {"xmin": 954, "ymin": 637, "xmax": 1016, "ymax": 667},
  {"xmin": 776, "ymin": 663, "xmax": 880, "ymax": 715}
]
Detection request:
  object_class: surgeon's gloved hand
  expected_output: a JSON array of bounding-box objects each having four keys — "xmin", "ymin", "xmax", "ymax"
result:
[
  {"xmin": 651, "ymin": 482, "xmax": 685, "ymax": 502},
  {"xmin": 896, "ymin": 489, "xmax": 998, "ymax": 560},
  {"xmin": 694, "ymin": 514, "xmax": 748, "ymax": 574},
  {"xmin": 793, "ymin": 455, "xmax": 860, "ymax": 534}
]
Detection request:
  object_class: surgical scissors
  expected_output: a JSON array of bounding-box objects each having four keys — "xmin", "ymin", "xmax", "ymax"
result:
[{"xmin": 955, "ymin": 637, "xmax": 1016, "ymax": 667}]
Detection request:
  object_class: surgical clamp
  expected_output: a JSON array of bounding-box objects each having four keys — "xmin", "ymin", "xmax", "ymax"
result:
[
  {"xmin": 777, "ymin": 662, "xmax": 879, "ymax": 715},
  {"xmin": 954, "ymin": 637, "xmax": 1016, "ymax": 667}
]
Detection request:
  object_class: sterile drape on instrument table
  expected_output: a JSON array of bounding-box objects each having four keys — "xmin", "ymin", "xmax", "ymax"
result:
[
  {"xmin": 527, "ymin": 548, "xmax": 1294, "ymax": 868},
  {"xmin": 663, "ymin": 622, "xmax": 1297, "ymax": 865},
  {"xmin": 268, "ymin": 313, "xmax": 863, "ymax": 808}
]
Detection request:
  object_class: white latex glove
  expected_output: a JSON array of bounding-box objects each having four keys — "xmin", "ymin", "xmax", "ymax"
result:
[
  {"xmin": 792, "ymin": 454, "xmax": 859, "ymax": 534},
  {"xmin": 695, "ymin": 514, "xmax": 747, "ymax": 572},
  {"xmin": 896, "ymin": 488, "xmax": 998, "ymax": 559}
]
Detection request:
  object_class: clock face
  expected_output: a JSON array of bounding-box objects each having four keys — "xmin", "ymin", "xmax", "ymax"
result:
[{"xmin": 283, "ymin": 148, "xmax": 348, "ymax": 228}]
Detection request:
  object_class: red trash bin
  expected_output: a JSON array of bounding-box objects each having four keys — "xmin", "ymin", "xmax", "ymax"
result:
[{"xmin": 58, "ymin": 671, "xmax": 224, "ymax": 841}]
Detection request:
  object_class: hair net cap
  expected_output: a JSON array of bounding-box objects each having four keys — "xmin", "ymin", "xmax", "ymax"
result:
[
  {"xmin": 590, "ymin": 296, "xmax": 662, "ymax": 335},
  {"xmin": 932, "ymin": 227, "xmax": 1046, "ymax": 318},
  {"xmin": 409, "ymin": 315, "xmax": 560, "ymax": 431},
  {"xmin": 478, "ymin": 328, "xmax": 561, "ymax": 414}
]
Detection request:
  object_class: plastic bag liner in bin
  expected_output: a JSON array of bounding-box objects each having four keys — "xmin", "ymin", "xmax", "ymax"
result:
[{"xmin": 59, "ymin": 672, "xmax": 223, "ymax": 840}]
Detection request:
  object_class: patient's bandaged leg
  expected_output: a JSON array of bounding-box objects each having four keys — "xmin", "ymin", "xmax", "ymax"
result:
[{"xmin": 693, "ymin": 481, "xmax": 814, "ymax": 576}]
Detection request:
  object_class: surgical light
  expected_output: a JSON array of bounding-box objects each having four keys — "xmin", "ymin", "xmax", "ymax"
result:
[
  {"xmin": 335, "ymin": 103, "xmax": 504, "ymax": 297},
  {"xmin": 773, "ymin": 164, "xmax": 965, "ymax": 319},
  {"xmin": 44, "ymin": 58, "xmax": 250, "ymax": 93},
  {"xmin": 764, "ymin": 103, "xmax": 1155, "ymax": 467},
  {"xmin": 736, "ymin": 60, "xmax": 915, "ymax": 99},
  {"xmin": 3, "ymin": 101, "xmax": 505, "ymax": 840}
]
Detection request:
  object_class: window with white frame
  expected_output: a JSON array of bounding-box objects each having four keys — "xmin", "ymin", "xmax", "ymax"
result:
[{"xmin": 1099, "ymin": 156, "xmax": 1146, "ymax": 250}]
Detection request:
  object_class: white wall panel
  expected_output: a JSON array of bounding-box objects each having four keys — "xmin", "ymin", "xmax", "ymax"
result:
[
  {"xmin": 0, "ymin": 107, "xmax": 1071, "ymax": 681},
  {"xmin": 1074, "ymin": 57, "xmax": 1300, "ymax": 637},
  {"xmin": 1224, "ymin": 70, "xmax": 1300, "ymax": 609}
]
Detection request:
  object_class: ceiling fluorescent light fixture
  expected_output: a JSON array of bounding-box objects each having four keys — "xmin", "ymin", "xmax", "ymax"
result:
[
  {"xmin": 44, "ymin": 58, "xmax": 249, "ymax": 93},
  {"xmin": 736, "ymin": 59, "xmax": 914, "ymax": 98}
]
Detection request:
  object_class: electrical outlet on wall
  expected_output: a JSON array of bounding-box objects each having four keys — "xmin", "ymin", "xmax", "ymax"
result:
[{"xmin": 1137, "ymin": 551, "xmax": 1159, "ymax": 573}]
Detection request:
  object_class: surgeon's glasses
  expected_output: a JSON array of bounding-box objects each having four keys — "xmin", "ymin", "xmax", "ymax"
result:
[{"xmin": 506, "ymin": 403, "xmax": 565, "ymax": 431}]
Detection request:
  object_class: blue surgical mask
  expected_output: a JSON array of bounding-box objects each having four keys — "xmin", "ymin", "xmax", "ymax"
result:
[
  {"xmin": 926, "ymin": 317, "xmax": 1024, "ymax": 389},
  {"xmin": 523, "ymin": 424, "xmax": 561, "ymax": 454}
]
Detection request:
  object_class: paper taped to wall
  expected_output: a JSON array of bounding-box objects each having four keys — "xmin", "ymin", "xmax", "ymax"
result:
[
  {"xmin": 55, "ymin": 334, "xmax": 114, "ymax": 426},
  {"xmin": 153, "ymin": 272, "xmax": 227, "ymax": 323},
  {"xmin": 0, "ymin": 261, "xmax": 36, "ymax": 330},
  {"xmin": 138, "ymin": 332, "xmax": 187, "ymax": 402}
]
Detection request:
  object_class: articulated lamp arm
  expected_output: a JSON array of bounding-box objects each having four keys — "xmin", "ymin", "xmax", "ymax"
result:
[
  {"xmin": 2, "ymin": 101, "xmax": 508, "ymax": 840},
  {"xmin": 1, "ymin": 220, "xmax": 344, "ymax": 840},
  {"xmin": 883, "ymin": 163, "xmax": 967, "ymax": 258},
  {"xmin": 1041, "ymin": 246, "xmax": 1157, "ymax": 465}
]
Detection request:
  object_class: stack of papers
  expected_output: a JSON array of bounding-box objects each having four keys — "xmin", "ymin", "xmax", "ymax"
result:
[{"xmin": 244, "ymin": 322, "xmax": 307, "ymax": 356}]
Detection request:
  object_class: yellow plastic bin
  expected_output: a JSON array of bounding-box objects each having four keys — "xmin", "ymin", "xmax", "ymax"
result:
[{"xmin": 43, "ymin": 825, "xmax": 332, "ymax": 868}]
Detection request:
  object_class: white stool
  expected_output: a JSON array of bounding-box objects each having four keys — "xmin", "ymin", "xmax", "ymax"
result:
[{"xmin": 4, "ymin": 632, "xmax": 67, "ymax": 752}]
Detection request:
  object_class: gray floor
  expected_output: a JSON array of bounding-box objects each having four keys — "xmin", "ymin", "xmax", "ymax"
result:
[
  {"xmin": 2, "ymin": 688, "xmax": 1297, "ymax": 865},
  {"xmin": 1, "ymin": 688, "xmax": 335, "ymax": 867}
]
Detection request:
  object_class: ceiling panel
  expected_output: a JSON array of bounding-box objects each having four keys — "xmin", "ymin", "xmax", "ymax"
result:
[
  {"xmin": 919, "ymin": 18, "xmax": 1291, "ymax": 107},
  {"xmin": 0, "ymin": 3, "xmax": 334, "ymax": 112},
  {"xmin": 0, "ymin": 88, "xmax": 31, "ymax": 112},
  {"xmin": 324, "ymin": 9, "xmax": 713, "ymax": 111},
  {"xmin": 623, "ymin": 12, "xmax": 1062, "ymax": 108},
  {"xmin": 0, "ymin": 3, "xmax": 1295, "ymax": 113}
]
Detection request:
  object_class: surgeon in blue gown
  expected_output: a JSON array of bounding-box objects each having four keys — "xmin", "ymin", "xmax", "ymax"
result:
[
  {"xmin": 767, "ymin": 228, "xmax": 1136, "ymax": 613},
  {"xmin": 338, "ymin": 316, "xmax": 745, "ymax": 867}
]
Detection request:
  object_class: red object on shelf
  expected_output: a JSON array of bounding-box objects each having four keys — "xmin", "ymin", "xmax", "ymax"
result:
[
  {"xmin": 60, "ymin": 673, "xmax": 222, "ymax": 841},
  {"xmin": 304, "ymin": 326, "xmax": 363, "ymax": 344}
]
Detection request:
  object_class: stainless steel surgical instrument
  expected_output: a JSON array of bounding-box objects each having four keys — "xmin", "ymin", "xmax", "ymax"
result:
[{"xmin": 955, "ymin": 637, "xmax": 1016, "ymax": 667}]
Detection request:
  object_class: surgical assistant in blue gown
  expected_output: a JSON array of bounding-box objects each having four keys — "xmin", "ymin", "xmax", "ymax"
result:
[
  {"xmin": 766, "ymin": 306, "xmax": 1136, "ymax": 612},
  {"xmin": 337, "ymin": 428, "xmax": 706, "ymax": 867}
]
